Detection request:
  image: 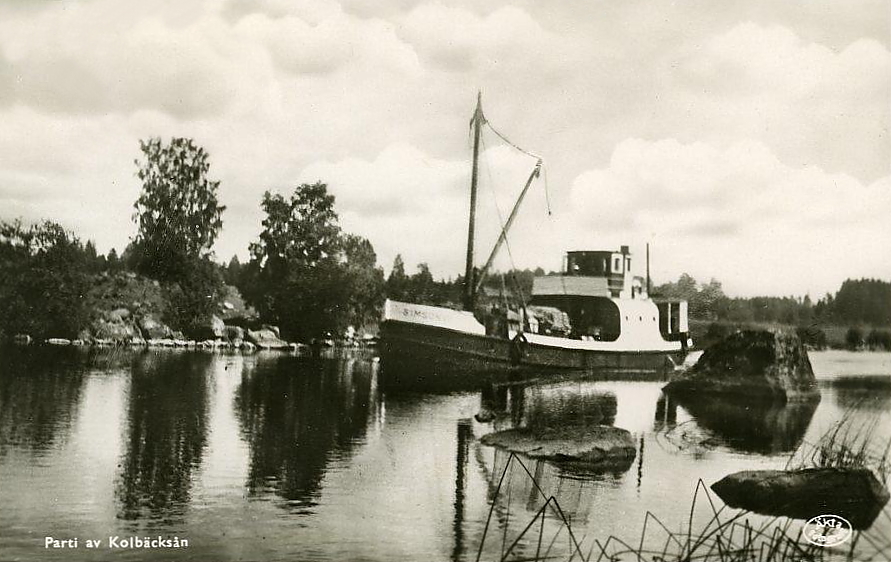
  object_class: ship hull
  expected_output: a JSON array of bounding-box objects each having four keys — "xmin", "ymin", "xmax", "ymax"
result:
[{"xmin": 379, "ymin": 319, "xmax": 685, "ymax": 391}]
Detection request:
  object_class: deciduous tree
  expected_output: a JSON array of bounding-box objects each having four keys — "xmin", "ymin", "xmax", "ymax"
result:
[{"xmin": 132, "ymin": 137, "xmax": 225, "ymax": 281}]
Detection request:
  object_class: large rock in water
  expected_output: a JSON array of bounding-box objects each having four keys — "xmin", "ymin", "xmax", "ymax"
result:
[
  {"xmin": 480, "ymin": 425, "xmax": 636, "ymax": 471},
  {"xmin": 664, "ymin": 329, "xmax": 819, "ymax": 401},
  {"xmin": 712, "ymin": 468, "xmax": 890, "ymax": 530}
]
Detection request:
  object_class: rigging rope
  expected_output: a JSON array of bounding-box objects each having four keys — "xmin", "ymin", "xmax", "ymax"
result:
[
  {"xmin": 479, "ymin": 133, "xmax": 528, "ymax": 311},
  {"xmin": 486, "ymin": 121, "xmax": 542, "ymax": 161}
]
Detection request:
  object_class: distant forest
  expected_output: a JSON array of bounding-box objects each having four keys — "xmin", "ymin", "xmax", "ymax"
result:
[{"xmin": 340, "ymin": 261, "xmax": 891, "ymax": 330}]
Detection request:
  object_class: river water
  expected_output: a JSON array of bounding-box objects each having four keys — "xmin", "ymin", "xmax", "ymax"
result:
[{"xmin": 0, "ymin": 347, "xmax": 888, "ymax": 561}]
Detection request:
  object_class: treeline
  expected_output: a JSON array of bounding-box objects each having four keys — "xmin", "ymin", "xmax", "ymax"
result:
[
  {"xmin": 380, "ymin": 262, "xmax": 545, "ymax": 308},
  {"xmin": 654, "ymin": 274, "xmax": 891, "ymax": 350},
  {"xmin": 0, "ymin": 137, "xmax": 384, "ymax": 344}
]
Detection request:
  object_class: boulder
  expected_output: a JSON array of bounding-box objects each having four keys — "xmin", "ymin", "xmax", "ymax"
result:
[
  {"xmin": 226, "ymin": 325, "xmax": 245, "ymax": 342},
  {"xmin": 712, "ymin": 468, "xmax": 890, "ymax": 530},
  {"xmin": 91, "ymin": 318, "xmax": 141, "ymax": 344},
  {"xmin": 138, "ymin": 313, "xmax": 171, "ymax": 340},
  {"xmin": 13, "ymin": 334, "xmax": 32, "ymax": 345},
  {"xmin": 246, "ymin": 328, "xmax": 289, "ymax": 349},
  {"xmin": 664, "ymin": 329, "xmax": 819, "ymax": 401},
  {"xmin": 108, "ymin": 308, "xmax": 131, "ymax": 322},
  {"xmin": 190, "ymin": 314, "xmax": 226, "ymax": 340},
  {"xmin": 210, "ymin": 315, "xmax": 226, "ymax": 338},
  {"xmin": 480, "ymin": 425, "xmax": 636, "ymax": 470}
]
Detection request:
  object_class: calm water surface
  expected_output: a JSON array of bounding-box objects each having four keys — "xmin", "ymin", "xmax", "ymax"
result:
[{"xmin": 0, "ymin": 347, "xmax": 888, "ymax": 561}]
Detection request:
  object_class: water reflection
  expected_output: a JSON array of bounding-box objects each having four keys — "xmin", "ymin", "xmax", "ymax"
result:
[
  {"xmin": 478, "ymin": 447, "xmax": 607, "ymax": 526},
  {"xmin": 116, "ymin": 352, "xmax": 212, "ymax": 523},
  {"xmin": 830, "ymin": 376, "xmax": 891, "ymax": 411},
  {"xmin": 670, "ymin": 393, "xmax": 819, "ymax": 454},
  {"xmin": 477, "ymin": 381, "xmax": 617, "ymax": 433},
  {"xmin": 0, "ymin": 346, "xmax": 87, "ymax": 457},
  {"xmin": 234, "ymin": 356, "xmax": 375, "ymax": 513}
]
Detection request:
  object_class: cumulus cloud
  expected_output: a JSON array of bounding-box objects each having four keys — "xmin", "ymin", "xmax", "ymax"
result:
[
  {"xmin": 569, "ymin": 138, "xmax": 891, "ymax": 296},
  {"xmin": 291, "ymin": 142, "xmax": 541, "ymax": 276},
  {"xmin": 0, "ymin": 1, "xmax": 887, "ymax": 298}
]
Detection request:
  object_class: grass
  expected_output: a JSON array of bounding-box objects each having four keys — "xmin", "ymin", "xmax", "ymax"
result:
[
  {"xmin": 476, "ymin": 441, "xmax": 891, "ymax": 562},
  {"xmin": 786, "ymin": 411, "xmax": 891, "ymax": 484}
]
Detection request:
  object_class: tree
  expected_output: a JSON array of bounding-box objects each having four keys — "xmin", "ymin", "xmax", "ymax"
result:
[
  {"xmin": 0, "ymin": 220, "xmax": 91, "ymax": 340},
  {"xmin": 386, "ymin": 255, "xmax": 409, "ymax": 301},
  {"xmin": 247, "ymin": 182, "xmax": 383, "ymax": 341},
  {"xmin": 132, "ymin": 137, "xmax": 225, "ymax": 281},
  {"xmin": 249, "ymin": 182, "xmax": 340, "ymax": 273},
  {"xmin": 163, "ymin": 256, "xmax": 226, "ymax": 337},
  {"xmin": 340, "ymin": 234, "xmax": 385, "ymax": 329},
  {"xmin": 845, "ymin": 326, "xmax": 864, "ymax": 350}
]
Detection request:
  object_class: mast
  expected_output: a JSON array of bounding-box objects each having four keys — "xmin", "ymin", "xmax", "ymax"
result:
[{"xmin": 463, "ymin": 92, "xmax": 486, "ymax": 311}]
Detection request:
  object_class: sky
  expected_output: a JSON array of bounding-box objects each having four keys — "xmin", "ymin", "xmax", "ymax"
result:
[{"xmin": 0, "ymin": 0, "xmax": 888, "ymax": 298}]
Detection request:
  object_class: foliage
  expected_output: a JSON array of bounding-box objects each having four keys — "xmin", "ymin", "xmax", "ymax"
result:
[
  {"xmin": 657, "ymin": 274, "xmax": 889, "ymax": 339},
  {"xmin": 163, "ymin": 256, "xmax": 226, "ymax": 338},
  {"xmin": 249, "ymin": 181, "xmax": 340, "ymax": 273},
  {"xmin": 384, "ymin": 260, "xmax": 545, "ymax": 309},
  {"xmin": 245, "ymin": 183, "xmax": 384, "ymax": 341},
  {"xmin": 385, "ymin": 255, "xmax": 410, "ymax": 301},
  {"xmin": 340, "ymin": 234, "xmax": 386, "ymax": 329},
  {"xmin": 846, "ymin": 326, "xmax": 865, "ymax": 350},
  {"xmin": 866, "ymin": 328, "xmax": 891, "ymax": 351},
  {"xmin": 131, "ymin": 137, "xmax": 225, "ymax": 282},
  {"xmin": 824, "ymin": 279, "xmax": 891, "ymax": 326},
  {"xmin": 0, "ymin": 220, "xmax": 92, "ymax": 340},
  {"xmin": 653, "ymin": 274, "xmax": 727, "ymax": 320}
]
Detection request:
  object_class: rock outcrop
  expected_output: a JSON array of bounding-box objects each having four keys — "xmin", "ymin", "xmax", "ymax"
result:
[
  {"xmin": 138, "ymin": 313, "xmax": 171, "ymax": 340},
  {"xmin": 480, "ymin": 425, "xmax": 636, "ymax": 470},
  {"xmin": 664, "ymin": 329, "xmax": 819, "ymax": 401},
  {"xmin": 246, "ymin": 327, "xmax": 289, "ymax": 349},
  {"xmin": 712, "ymin": 468, "xmax": 890, "ymax": 530},
  {"xmin": 90, "ymin": 317, "xmax": 143, "ymax": 345}
]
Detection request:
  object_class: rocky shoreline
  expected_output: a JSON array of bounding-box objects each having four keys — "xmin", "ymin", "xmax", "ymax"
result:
[
  {"xmin": 14, "ymin": 324, "xmax": 300, "ymax": 352},
  {"xmin": 6, "ymin": 271, "xmax": 311, "ymax": 352}
]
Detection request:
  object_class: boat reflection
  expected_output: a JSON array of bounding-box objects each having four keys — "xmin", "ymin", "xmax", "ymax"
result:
[
  {"xmin": 234, "ymin": 356, "xmax": 377, "ymax": 513},
  {"xmin": 669, "ymin": 392, "xmax": 819, "ymax": 454}
]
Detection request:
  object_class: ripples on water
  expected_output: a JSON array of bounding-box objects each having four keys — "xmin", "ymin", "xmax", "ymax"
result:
[{"xmin": 0, "ymin": 347, "xmax": 888, "ymax": 561}]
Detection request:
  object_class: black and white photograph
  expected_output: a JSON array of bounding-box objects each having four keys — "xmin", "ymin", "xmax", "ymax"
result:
[{"xmin": 0, "ymin": 1, "xmax": 889, "ymax": 561}]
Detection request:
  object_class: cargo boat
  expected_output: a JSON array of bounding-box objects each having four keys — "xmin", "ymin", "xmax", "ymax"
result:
[{"xmin": 380, "ymin": 95, "xmax": 690, "ymax": 388}]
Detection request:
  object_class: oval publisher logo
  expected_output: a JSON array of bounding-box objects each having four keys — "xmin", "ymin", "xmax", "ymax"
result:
[{"xmin": 803, "ymin": 514, "xmax": 852, "ymax": 547}]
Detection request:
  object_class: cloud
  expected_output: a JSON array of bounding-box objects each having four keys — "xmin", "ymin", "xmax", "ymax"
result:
[
  {"xmin": 233, "ymin": 7, "xmax": 420, "ymax": 77},
  {"xmin": 568, "ymin": 138, "xmax": 891, "ymax": 296},
  {"xmin": 0, "ymin": 3, "xmax": 239, "ymax": 118},
  {"xmin": 398, "ymin": 4, "xmax": 569, "ymax": 74},
  {"xmin": 0, "ymin": 1, "xmax": 888, "ymax": 299},
  {"xmin": 290, "ymin": 142, "xmax": 542, "ymax": 275}
]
